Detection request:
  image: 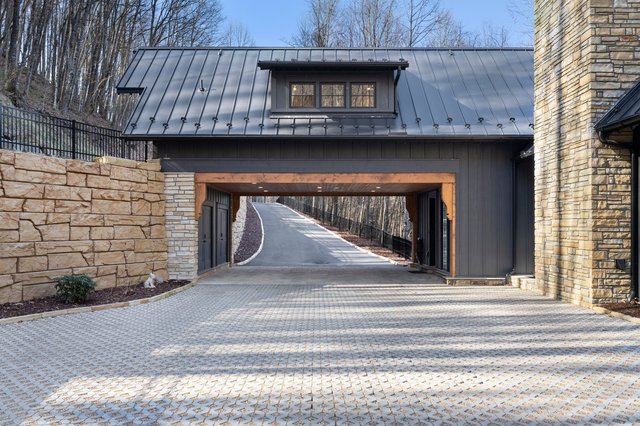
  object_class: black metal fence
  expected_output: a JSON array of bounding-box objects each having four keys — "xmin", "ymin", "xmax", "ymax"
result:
[
  {"xmin": 0, "ymin": 105, "xmax": 149, "ymax": 161},
  {"xmin": 278, "ymin": 197, "xmax": 412, "ymax": 259}
]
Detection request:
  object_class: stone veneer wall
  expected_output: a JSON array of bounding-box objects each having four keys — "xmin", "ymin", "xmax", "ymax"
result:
[
  {"xmin": 0, "ymin": 150, "xmax": 167, "ymax": 303},
  {"xmin": 164, "ymin": 173, "xmax": 198, "ymax": 280},
  {"xmin": 534, "ymin": 0, "xmax": 640, "ymax": 306}
]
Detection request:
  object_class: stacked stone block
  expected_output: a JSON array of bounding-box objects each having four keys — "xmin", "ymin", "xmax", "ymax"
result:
[
  {"xmin": 0, "ymin": 150, "xmax": 167, "ymax": 303},
  {"xmin": 534, "ymin": 0, "xmax": 640, "ymax": 305},
  {"xmin": 164, "ymin": 173, "xmax": 198, "ymax": 280}
]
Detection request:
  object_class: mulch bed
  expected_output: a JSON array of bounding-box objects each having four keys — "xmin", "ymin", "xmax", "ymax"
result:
[
  {"xmin": 602, "ymin": 301, "xmax": 640, "ymax": 318},
  {"xmin": 0, "ymin": 280, "xmax": 190, "ymax": 319},
  {"xmin": 234, "ymin": 201, "xmax": 263, "ymax": 263}
]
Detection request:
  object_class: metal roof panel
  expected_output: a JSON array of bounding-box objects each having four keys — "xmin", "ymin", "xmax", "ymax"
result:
[{"xmin": 117, "ymin": 47, "xmax": 534, "ymax": 139}]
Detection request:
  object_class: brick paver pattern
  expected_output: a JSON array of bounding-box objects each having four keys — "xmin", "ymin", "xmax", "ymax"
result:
[{"xmin": 1, "ymin": 265, "xmax": 640, "ymax": 424}]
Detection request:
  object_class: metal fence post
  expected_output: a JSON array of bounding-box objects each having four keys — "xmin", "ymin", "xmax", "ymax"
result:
[
  {"xmin": 0, "ymin": 105, "xmax": 3, "ymax": 149},
  {"xmin": 71, "ymin": 120, "xmax": 77, "ymax": 159}
]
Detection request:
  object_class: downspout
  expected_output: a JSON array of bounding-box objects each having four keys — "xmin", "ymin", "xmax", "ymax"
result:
[
  {"xmin": 598, "ymin": 127, "xmax": 639, "ymax": 302},
  {"xmin": 393, "ymin": 65, "xmax": 402, "ymax": 116}
]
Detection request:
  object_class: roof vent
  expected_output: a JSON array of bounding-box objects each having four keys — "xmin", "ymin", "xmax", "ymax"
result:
[
  {"xmin": 162, "ymin": 123, "xmax": 168, "ymax": 128},
  {"xmin": 368, "ymin": 58, "xmax": 374, "ymax": 62},
  {"xmin": 227, "ymin": 122, "xmax": 232, "ymax": 128},
  {"xmin": 447, "ymin": 117, "xmax": 453, "ymax": 123},
  {"xmin": 465, "ymin": 123, "xmax": 471, "ymax": 129},
  {"xmin": 382, "ymin": 58, "xmax": 388, "ymax": 62},
  {"xmin": 213, "ymin": 116, "xmax": 218, "ymax": 122},
  {"xmin": 149, "ymin": 117, "xmax": 155, "ymax": 122},
  {"xmin": 199, "ymin": 80, "xmax": 206, "ymax": 92},
  {"xmin": 416, "ymin": 117, "xmax": 421, "ymax": 123},
  {"xmin": 478, "ymin": 117, "xmax": 484, "ymax": 123},
  {"xmin": 352, "ymin": 58, "xmax": 357, "ymax": 61},
  {"xmin": 433, "ymin": 123, "xmax": 439, "ymax": 129},
  {"xmin": 218, "ymin": 50, "xmax": 222, "ymax": 56},
  {"xmin": 195, "ymin": 123, "xmax": 200, "ymax": 128},
  {"xmin": 399, "ymin": 57, "xmax": 405, "ymax": 62},
  {"xmin": 510, "ymin": 117, "xmax": 516, "ymax": 122},
  {"xmin": 449, "ymin": 50, "xmax": 454, "ymax": 56},
  {"xmin": 497, "ymin": 123, "xmax": 503, "ymax": 129},
  {"xmin": 131, "ymin": 123, "xmax": 137, "ymax": 129},
  {"xmin": 180, "ymin": 117, "xmax": 186, "ymax": 123},
  {"xmin": 244, "ymin": 117, "xmax": 249, "ymax": 122},
  {"xmin": 354, "ymin": 124, "xmax": 359, "ymax": 129}
]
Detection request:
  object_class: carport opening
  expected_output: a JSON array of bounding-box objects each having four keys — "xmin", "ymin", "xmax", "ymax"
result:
[{"xmin": 193, "ymin": 172, "xmax": 456, "ymax": 276}]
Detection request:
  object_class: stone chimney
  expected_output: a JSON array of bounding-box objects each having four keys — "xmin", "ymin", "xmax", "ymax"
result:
[{"xmin": 534, "ymin": 0, "xmax": 640, "ymax": 306}]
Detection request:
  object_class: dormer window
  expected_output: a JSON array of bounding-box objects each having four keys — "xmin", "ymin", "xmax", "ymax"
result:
[
  {"xmin": 290, "ymin": 83, "xmax": 315, "ymax": 108},
  {"xmin": 259, "ymin": 59, "xmax": 408, "ymax": 118},
  {"xmin": 351, "ymin": 83, "xmax": 376, "ymax": 108},
  {"xmin": 321, "ymin": 83, "xmax": 345, "ymax": 108}
]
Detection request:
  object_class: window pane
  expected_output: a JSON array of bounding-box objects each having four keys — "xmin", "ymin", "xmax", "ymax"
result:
[
  {"xmin": 351, "ymin": 83, "xmax": 375, "ymax": 108},
  {"xmin": 320, "ymin": 83, "xmax": 345, "ymax": 108},
  {"xmin": 290, "ymin": 83, "xmax": 315, "ymax": 108}
]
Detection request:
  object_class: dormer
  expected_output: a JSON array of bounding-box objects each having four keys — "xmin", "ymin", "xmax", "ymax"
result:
[{"xmin": 258, "ymin": 59, "xmax": 409, "ymax": 119}]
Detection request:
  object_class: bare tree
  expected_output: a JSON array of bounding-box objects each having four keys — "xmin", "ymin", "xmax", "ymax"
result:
[
  {"xmin": 426, "ymin": 10, "xmax": 474, "ymax": 48},
  {"xmin": 220, "ymin": 21, "xmax": 255, "ymax": 46},
  {"xmin": 478, "ymin": 22, "xmax": 510, "ymax": 48},
  {"xmin": 290, "ymin": 0, "xmax": 343, "ymax": 47},
  {"xmin": 405, "ymin": 0, "xmax": 442, "ymax": 47},
  {"xmin": 345, "ymin": 0, "xmax": 405, "ymax": 47},
  {"xmin": 508, "ymin": 0, "xmax": 533, "ymax": 46},
  {"xmin": 4, "ymin": 0, "xmax": 20, "ymax": 98}
]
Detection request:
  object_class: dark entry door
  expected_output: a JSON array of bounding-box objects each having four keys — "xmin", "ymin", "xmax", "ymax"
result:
[
  {"xmin": 216, "ymin": 205, "xmax": 228, "ymax": 266},
  {"xmin": 199, "ymin": 205, "xmax": 213, "ymax": 271}
]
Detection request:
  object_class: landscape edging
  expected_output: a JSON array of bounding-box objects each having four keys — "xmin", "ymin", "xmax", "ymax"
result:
[
  {"xmin": 0, "ymin": 281, "xmax": 196, "ymax": 325},
  {"xmin": 591, "ymin": 306, "xmax": 640, "ymax": 326}
]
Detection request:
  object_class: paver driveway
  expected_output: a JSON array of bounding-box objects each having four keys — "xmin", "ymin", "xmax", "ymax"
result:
[{"xmin": 2, "ymin": 264, "xmax": 640, "ymax": 424}]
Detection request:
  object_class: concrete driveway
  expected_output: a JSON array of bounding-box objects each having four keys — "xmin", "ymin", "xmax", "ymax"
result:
[
  {"xmin": 247, "ymin": 203, "xmax": 392, "ymax": 266},
  {"xmin": 2, "ymin": 264, "xmax": 640, "ymax": 424}
]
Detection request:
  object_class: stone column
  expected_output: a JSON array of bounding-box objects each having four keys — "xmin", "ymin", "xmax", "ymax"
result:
[
  {"xmin": 534, "ymin": 0, "xmax": 640, "ymax": 306},
  {"xmin": 164, "ymin": 173, "xmax": 198, "ymax": 280}
]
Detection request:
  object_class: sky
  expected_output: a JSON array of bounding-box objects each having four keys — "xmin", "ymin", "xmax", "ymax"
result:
[{"xmin": 218, "ymin": 0, "xmax": 533, "ymax": 47}]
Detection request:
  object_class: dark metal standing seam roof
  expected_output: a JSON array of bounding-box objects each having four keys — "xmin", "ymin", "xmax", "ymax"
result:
[
  {"xmin": 116, "ymin": 47, "xmax": 534, "ymax": 139},
  {"xmin": 594, "ymin": 78, "xmax": 640, "ymax": 134}
]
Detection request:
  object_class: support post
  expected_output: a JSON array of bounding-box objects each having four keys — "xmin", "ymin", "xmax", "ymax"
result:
[{"xmin": 405, "ymin": 193, "xmax": 418, "ymax": 263}]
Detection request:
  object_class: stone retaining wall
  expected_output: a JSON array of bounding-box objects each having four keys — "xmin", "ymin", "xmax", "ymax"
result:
[{"xmin": 0, "ymin": 150, "xmax": 167, "ymax": 303}]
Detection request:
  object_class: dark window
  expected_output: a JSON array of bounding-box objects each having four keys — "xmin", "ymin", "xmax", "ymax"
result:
[
  {"xmin": 351, "ymin": 83, "xmax": 376, "ymax": 108},
  {"xmin": 290, "ymin": 83, "xmax": 315, "ymax": 108},
  {"xmin": 320, "ymin": 83, "xmax": 345, "ymax": 108}
]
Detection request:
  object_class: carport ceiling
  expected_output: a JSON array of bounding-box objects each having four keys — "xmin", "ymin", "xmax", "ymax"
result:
[
  {"xmin": 207, "ymin": 182, "xmax": 440, "ymax": 195},
  {"xmin": 195, "ymin": 172, "xmax": 453, "ymax": 196}
]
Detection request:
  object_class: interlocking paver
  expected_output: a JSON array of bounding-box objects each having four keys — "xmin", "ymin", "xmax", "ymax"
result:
[{"xmin": 1, "ymin": 265, "xmax": 640, "ymax": 424}]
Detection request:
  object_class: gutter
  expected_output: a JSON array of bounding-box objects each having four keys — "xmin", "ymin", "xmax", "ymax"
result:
[{"xmin": 597, "ymin": 127, "xmax": 639, "ymax": 302}]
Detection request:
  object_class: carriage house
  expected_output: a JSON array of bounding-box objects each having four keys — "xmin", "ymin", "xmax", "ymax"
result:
[{"xmin": 116, "ymin": 47, "xmax": 535, "ymax": 283}]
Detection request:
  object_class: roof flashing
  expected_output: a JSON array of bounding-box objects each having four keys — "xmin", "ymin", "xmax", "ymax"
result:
[{"xmin": 258, "ymin": 60, "xmax": 408, "ymax": 70}]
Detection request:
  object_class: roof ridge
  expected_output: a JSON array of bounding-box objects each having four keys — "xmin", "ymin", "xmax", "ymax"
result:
[{"xmin": 134, "ymin": 46, "xmax": 534, "ymax": 52}]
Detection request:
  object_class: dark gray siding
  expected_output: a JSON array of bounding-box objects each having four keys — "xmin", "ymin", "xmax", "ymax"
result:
[
  {"xmin": 159, "ymin": 139, "xmax": 527, "ymax": 277},
  {"xmin": 514, "ymin": 156, "xmax": 535, "ymax": 274}
]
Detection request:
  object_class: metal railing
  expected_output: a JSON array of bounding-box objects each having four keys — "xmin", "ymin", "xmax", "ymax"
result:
[
  {"xmin": 0, "ymin": 105, "xmax": 150, "ymax": 161},
  {"xmin": 278, "ymin": 197, "xmax": 412, "ymax": 259}
]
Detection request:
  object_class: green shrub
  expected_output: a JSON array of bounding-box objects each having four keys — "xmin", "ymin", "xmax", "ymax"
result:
[{"xmin": 54, "ymin": 274, "xmax": 96, "ymax": 303}]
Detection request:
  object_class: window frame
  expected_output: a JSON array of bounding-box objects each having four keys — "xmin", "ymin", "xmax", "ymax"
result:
[
  {"xmin": 319, "ymin": 82, "xmax": 346, "ymax": 109},
  {"xmin": 350, "ymin": 82, "xmax": 377, "ymax": 109},
  {"xmin": 289, "ymin": 82, "xmax": 316, "ymax": 109}
]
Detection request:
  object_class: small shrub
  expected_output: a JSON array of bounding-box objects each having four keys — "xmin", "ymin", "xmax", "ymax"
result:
[{"xmin": 54, "ymin": 274, "xmax": 96, "ymax": 303}]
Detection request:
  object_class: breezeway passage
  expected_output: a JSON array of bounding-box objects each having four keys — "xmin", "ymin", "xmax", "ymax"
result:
[
  {"xmin": 2, "ymin": 266, "xmax": 640, "ymax": 423},
  {"xmin": 247, "ymin": 203, "xmax": 392, "ymax": 266}
]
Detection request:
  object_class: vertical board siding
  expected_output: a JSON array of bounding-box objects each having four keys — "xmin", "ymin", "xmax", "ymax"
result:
[{"xmin": 159, "ymin": 139, "xmax": 525, "ymax": 277}]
